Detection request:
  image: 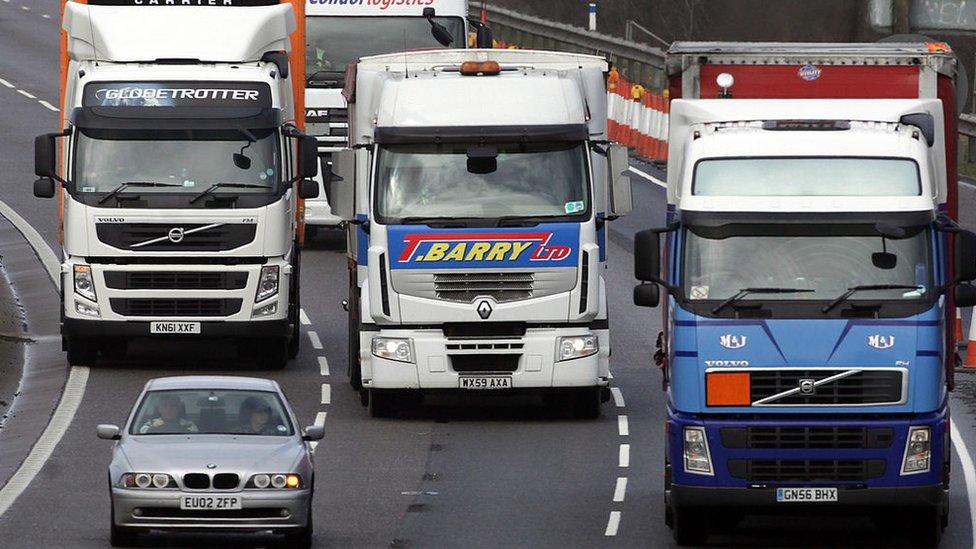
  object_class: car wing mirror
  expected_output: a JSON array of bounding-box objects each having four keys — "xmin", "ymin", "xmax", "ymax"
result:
[
  {"xmin": 97, "ymin": 424, "xmax": 121, "ymax": 440},
  {"xmin": 302, "ymin": 425, "xmax": 325, "ymax": 441}
]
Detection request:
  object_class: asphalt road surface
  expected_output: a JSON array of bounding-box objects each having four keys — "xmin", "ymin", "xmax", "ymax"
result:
[{"xmin": 1, "ymin": 2, "xmax": 976, "ymax": 547}]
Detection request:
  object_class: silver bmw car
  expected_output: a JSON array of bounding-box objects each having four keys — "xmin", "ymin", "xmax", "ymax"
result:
[{"xmin": 97, "ymin": 376, "xmax": 324, "ymax": 547}]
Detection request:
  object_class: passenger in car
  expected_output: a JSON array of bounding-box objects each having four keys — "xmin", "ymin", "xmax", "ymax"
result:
[{"xmin": 236, "ymin": 397, "xmax": 280, "ymax": 435}]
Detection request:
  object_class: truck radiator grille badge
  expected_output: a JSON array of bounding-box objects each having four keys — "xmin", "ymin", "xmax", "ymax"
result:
[
  {"xmin": 477, "ymin": 300, "xmax": 493, "ymax": 320},
  {"xmin": 748, "ymin": 369, "xmax": 904, "ymax": 406}
]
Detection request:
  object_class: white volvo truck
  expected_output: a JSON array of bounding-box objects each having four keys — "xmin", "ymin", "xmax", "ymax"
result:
[
  {"xmin": 34, "ymin": 1, "xmax": 319, "ymax": 368},
  {"xmin": 302, "ymin": 0, "xmax": 488, "ymax": 236},
  {"xmin": 328, "ymin": 50, "xmax": 632, "ymax": 417}
]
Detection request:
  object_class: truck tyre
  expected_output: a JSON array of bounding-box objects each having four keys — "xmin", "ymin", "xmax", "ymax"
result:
[
  {"xmin": 109, "ymin": 505, "xmax": 138, "ymax": 547},
  {"xmin": 671, "ymin": 505, "xmax": 708, "ymax": 546},
  {"xmin": 348, "ymin": 288, "xmax": 362, "ymax": 391},
  {"xmin": 67, "ymin": 338, "xmax": 99, "ymax": 366},
  {"xmin": 305, "ymin": 225, "xmax": 319, "ymax": 241},
  {"xmin": 908, "ymin": 506, "xmax": 943, "ymax": 548},
  {"xmin": 571, "ymin": 387, "xmax": 602, "ymax": 419},
  {"xmin": 369, "ymin": 390, "xmax": 394, "ymax": 418},
  {"xmin": 287, "ymin": 247, "xmax": 302, "ymax": 360},
  {"xmin": 260, "ymin": 339, "xmax": 289, "ymax": 370}
]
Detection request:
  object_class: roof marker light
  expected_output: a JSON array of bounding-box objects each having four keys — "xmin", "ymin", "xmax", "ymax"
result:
[
  {"xmin": 460, "ymin": 61, "xmax": 502, "ymax": 76},
  {"xmin": 716, "ymin": 72, "xmax": 734, "ymax": 98}
]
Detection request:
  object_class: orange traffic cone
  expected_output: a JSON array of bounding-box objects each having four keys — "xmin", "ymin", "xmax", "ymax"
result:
[{"xmin": 964, "ymin": 308, "xmax": 976, "ymax": 368}]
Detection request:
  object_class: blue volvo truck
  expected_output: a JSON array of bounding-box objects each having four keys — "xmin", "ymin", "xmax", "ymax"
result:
[{"xmin": 633, "ymin": 43, "xmax": 976, "ymax": 547}]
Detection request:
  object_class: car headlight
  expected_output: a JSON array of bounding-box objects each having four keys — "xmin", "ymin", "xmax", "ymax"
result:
[
  {"xmin": 74, "ymin": 264, "xmax": 96, "ymax": 302},
  {"xmin": 120, "ymin": 473, "xmax": 176, "ymax": 489},
  {"xmin": 556, "ymin": 335, "xmax": 598, "ymax": 361},
  {"xmin": 371, "ymin": 337, "xmax": 415, "ymax": 363},
  {"xmin": 246, "ymin": 473, "xmax": 303, "ymax": 489},
  {"xmin": 902, "ymin": 426, "xmax": 931, "ymax": 474},
  {"xmin": 256, "ymin": 265, "xmax": 279, "ymax": 302}
]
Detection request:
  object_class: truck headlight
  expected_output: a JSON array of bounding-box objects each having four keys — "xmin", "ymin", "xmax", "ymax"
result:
[
  {"xmin": 902, "ymin": 426, "xmax": 931, "ymax": 474},
  {"xmin": 74, "ymin": 265, "xmax": 96, "ymax": 302},
  {"xmin": 255, "ymin": 265, "xmax": 279, "ymax": 302},
  {"xmin": 556, "ymin": 335, "xmax": 598, "ymax": 361},
  {"xmin": 371, "ymin": 337, "xmax": 415, "ymax": 364},
  {"xmin": 683, "ymin": 426, "xmax": 714, "ymax": 475}
]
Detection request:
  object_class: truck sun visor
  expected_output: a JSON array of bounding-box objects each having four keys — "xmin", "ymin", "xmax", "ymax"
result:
[{"xmin": 374, "ymin": 124, "xmax": 590, "ymax": 144}]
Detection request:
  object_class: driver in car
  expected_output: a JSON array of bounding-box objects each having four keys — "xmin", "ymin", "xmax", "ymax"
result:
[{"xmin": 139, "ymin": 394, "xmax": 198, "ymax": 434}]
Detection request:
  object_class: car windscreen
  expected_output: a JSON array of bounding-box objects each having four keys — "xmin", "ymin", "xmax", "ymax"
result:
[
  {"xmin": 305, "ymin": 16, "xmax": 466, "ymax": 87},
  {"xmin": 73, "ymin": 128, "xmax": 280, "ymax": 195},
  {"xmin": 693, "ymin": 157, "xmax": 921, "ymax": 196},
  {"xmin": 129, "ymin": 389, "xmax": 293, "ymax": 436},
  {"xmin": 374, "ymin": 142, "xmax": 590, "ymax": 224}
]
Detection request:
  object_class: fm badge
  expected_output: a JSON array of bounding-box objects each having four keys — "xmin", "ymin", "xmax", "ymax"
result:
[
  {"xmin": 868, "ymin": 335, "xmax": 895, "ymax": 349},
  {"xmin": 719, "ymin": 334, "xmax": 747, "ymax": 349},
  {"xmin": 477, "ymin": 300, "xmax": 493, "ymax": 320}
]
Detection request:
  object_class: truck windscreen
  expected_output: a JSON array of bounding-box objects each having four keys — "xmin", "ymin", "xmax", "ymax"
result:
[
  {"xmin": 73, "ymin": 128, "xmax": 279, "ymax": 198},
  {"xmin": 374, "ymin": 142, "xmax": 589, "ymax": 225},
  {"xmin": 306, "ymin": 16, "xmax": 466, "ymax": 87},
  {"xmin": 693, "ymin": 157, "xmax": 921, "ymax": 196},
  {"xmin": 682, "ymin": 226, "xmax": 932, "ymax": 305}
]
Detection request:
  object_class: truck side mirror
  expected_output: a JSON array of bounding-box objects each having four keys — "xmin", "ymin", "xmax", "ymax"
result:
[
  {"xmin": 956, "ymin": 230, "xmax": 976, "ymax": 282},
  {"xmin": 34, "ymin": 134, "xmax": 58, "ymax": 178},
  {"xmin": 299, "ymin": 179, "xmax": 319, "ymax": 199},
  {"xmin": 300, "ymin": 136, "xmax": 319, "ymax": 180},
  {"xmin": 34, "ymin": 178, "xmax": 56, "ymax": 199},
  {"xmin": 634, "ymin": 283, "xmax": 660, "ymax": 308},
  {"xmin": 329, "ymin": 149, "xmax": 356, "ymax": 221},
  {"xmin": 634, "ymin": 229, "xmax": 661, "ymax": 282},
  {"xmin": 424, "ymin": 8, "xmax": 454, "ymax": 47},
  {"xmin": 607, "ymin": 144, "xmax": 632, "ymax": 218},
  {"xmin": 471, "ymin": 20, "xmax": 493, "ymax": 48},
  {"xmin": 956, "ymin": 284, "xmax": 976, "ymax": 307}
]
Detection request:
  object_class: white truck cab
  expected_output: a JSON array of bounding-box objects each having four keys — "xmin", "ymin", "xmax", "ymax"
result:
[{"xmin": 35, "ymin": 2, "xmax": 320, "ymax": 368}]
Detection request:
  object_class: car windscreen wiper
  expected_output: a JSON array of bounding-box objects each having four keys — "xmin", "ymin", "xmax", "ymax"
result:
[
  {"xmin": 189, "ymin": 183, "xmax": 272, "ymax": 204},
  {"xmin": 821, "ymin": 284, "xmax": 923, "ymax": 313},
  {"xmin": 711, "ymin": 287, "xmax": 815, "ymax": 314},
  {"xmin": 97, "ymin": 181, "xmax": 183, "ymax": 205}
]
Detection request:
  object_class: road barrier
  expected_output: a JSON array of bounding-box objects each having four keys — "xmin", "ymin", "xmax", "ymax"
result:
[{"xmin": 607, "ymin": 70, "xmax": 669, "ymax": 164}]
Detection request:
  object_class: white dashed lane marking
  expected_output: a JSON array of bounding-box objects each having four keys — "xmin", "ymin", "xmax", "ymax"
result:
[
  {"xmin": 307, "ymin": 330, "xmax": 323, "ymax": 350},
  {"xmin": 321, "ymin": 384, "xmax": 331, "ymax": 405},
  {"xmin": 612, "ymin": 477, "xmax": 627, "ymax": 502},
  {"xmin": 318, "ymin": 356, "xmax": 330, "ymax": 377},
  {"xmin": 299, "ymin": 308, "xmax": 310, "ymax": 325},
  {"xmin": 610, "ymin": 387, "xmax": 625, "ymax": 408},
  {"xmin": 604, "ymin": 511, "xmax": 621, "ymax": 536},
  {"xmin": 618, "ymin": 444, "xmax": 630, "ymax": 468},
  {"xmin": 617, "ymin": 415, "xmax": 629, "ymax": 436},
  {"xmin": 309, "ymin": 412, "xmax": 327, "ymax": 453}
]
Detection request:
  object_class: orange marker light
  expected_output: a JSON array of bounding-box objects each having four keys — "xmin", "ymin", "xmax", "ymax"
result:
[
  {"xmin": 286, "ymin": 474, "xmax": 301, "ymax": 488},
  {"xmin": 460, "ymin": 61, "xmax": 502, "ymax": 76},
  {"xmin": 706, "ymin": 372, "xmax": 751, "ymax": 406},
  {"xmin": 927, "ymin": 42, "xmax": 951, "ymax": 53}
]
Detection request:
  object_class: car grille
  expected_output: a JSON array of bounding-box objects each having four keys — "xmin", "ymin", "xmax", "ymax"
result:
[
  {"xmin": 110, "ymin": 298, "xmax": 242, "ymax": 317},
  {"xmin": 182, "ymin": 473, "xmax": 210, "ymax": 490},
  {"xmin": 750, "ymin": 369, "xmax": 904, "ymax": 405},
  {"xmin": 434, "ymin": 272, "xmax": 534, "ymax": 303},
  {"xmin": 212, "ymin": 473, "xmax": 240, "ymax": 490},
  {"xmin": 721, "ymin": 427, "xmax": 894, "ymax": 449},
  {"xmin": 451, "ymin": 354, "xmax": 520, "ymax": 373},
  {"xmin": 96, "ymin": 223, "xmax": 256, "ymax": 252},
  {"xmin": 727, "ymin": 459, "xmax": 886, "ymax": 482},
  {"xmin": 103, "ymin": 271, "xmax": 248, "ymax": 290}
]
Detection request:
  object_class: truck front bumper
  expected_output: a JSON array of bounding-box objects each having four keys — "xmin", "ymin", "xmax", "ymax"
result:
[
  {"xmin": 63, "ymin": 317, "xmax": 290, "ymax": 339},
  {"xmin": 362, "ymin": 326, "xmax": 610, "ymax": 390},
  {"xmin": 670, "ymin": 483, "xmax": 946, "ymax": 509}
]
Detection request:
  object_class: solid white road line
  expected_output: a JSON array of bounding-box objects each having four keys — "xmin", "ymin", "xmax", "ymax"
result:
[
  {"xmin": 0, "ymin": 366, "xmax": 89, "ymax": 517},
  {"xmin": 613, "ymin": 477, "xmax": 627, "ymax": 502},
  {"xmin": 950, "ymin": 420, "xmax": 976, "ymax": 543},
  {"xmin": 321, "ymin": 384, "xmax": 331, "ymax": 405},
  {"xmin": 618, "ymin": 415, "xmax": 629, "ymax": 436},
  {"xmin": 0, "ymin": 200, "xmax": 60, "ymax": 286},
  {"xmin": 619, "ymin": 444, "xmax": 630, "ymax": 468},
  {"xmin": 627, "ymin": 166, "xmax": 667, "ymax": 189},
  {"xmin": 318, "ymin": 356, "xmax": 330, "ymax": 377},
  {"xmin": 610, "ymin": 387, "xmax": 625, "ymax": 408},
  {"xmin": 299, "ymin": 308, "xmax": 310, "ymax": 325},
  {"xmin": 604, "ymin": 511, "xmax": 621, "ymax": 536},
  {"xmin": 307, "ymin": 331, "xmax": 323, "ymax": 350}
]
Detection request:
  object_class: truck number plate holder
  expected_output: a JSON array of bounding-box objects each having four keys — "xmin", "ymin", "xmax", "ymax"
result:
[
  {"xmin": 150, "ymin": 321, "xmax": 201, "ymax": 335},
  {"xmin": 459, "ymin": 376, "xmax": 512, "ymax": 390},
  {"xmin": 776, "ymin": 487, "xmax": 838, "ymax": 503}
]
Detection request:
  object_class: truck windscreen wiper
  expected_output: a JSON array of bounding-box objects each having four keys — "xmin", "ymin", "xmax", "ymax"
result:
[
  {"xmin": 97, "ymin": 181, "xmax": 183, "ymax": 205},
  {"xmin": 307, "ymin": 70, "xmax": 346, "ymax": 87},
  {"xmin": 189, "ymin": 183, "xmax": 273, "ymax": 204},
  {"xmin": 711, "ymin": 287, "xmax": 815, "ymax": 314},
  {"xmin": 395, "ymin": 216, "xmax": 482, "ymax": 228},
  {"xmin": 821, "ymin": 284, "xmax": 923, "ymax": 313}
]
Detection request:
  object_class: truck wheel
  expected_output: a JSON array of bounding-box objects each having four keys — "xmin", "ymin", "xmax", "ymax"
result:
[
  {"xmin": 109, "ymin": 505, "xmax": 138, "ymax": 547},
  {"xmin": 260, "ymin": 339, "xmax": 289, "ymax": 370},
  {"xmin": 908, "ymin": 506, "xmax": 943, "ymax": 548},
  {"xmin": 67, "ymin": 338, "xmax": 99, "ymax": 366},
  {"xmin": 571, "ymin": 387, "xmax": 602, "ymax": 419},
  {"xmin": 348, "ymin": 291, "xmax": 362, "ymax": 391},
  {"xmin": 305, "ymin": 225, "xmax": 319, "ymax": 241},
  {"xmin": 369, "ymin": 390, "xmax": 394, "ymax": 418},
  {"xmin": 671, "ymin": 505, "xmax": 708, "ymax": 546}
]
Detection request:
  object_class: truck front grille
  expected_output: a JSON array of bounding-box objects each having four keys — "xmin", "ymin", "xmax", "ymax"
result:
[
  {"xmin": 727, "ymin": 459, "xmax": 886, "ymax": 482},
  {"xmin": 103, "ymin": 271, "xmax": 248, "ymax": 290},
  {"xmin": 96, "ymin": 223, "xmax": 256, "ymax": 252},
  {"xmin": 749, "ymin": 369, "xmax": 904, "ymax": 406},
  {"xmin": 110, "ymin": 298, "xmax": 242, "ymax": 317},
  {"xmin": 450, "ymin": 354, "xmax": 520, "ymax": 373},
  {"xmin": 721, "ymin": 427, "xmax": 894, "ymax": 449},
  {"xmin": 434, "ymin": 272, "xmax": 534, "ymax": 303}
]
